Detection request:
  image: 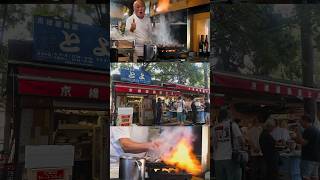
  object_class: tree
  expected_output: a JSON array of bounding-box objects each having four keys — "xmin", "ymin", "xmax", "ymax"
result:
[
  {"xmin": 296, "ymin": 5, "xmax": 320, "ymax": 121},
  {"xmin": 112, "ymin": 63, "xmax": 207, "ymax": 88},
  {"xmin": 212, "ymin": 4, "xmax": 300, "ymax": 79}
]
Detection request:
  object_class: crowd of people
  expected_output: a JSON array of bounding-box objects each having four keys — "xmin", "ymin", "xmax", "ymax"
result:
[
  {"xmin": 154, "ymin": 96, "xmax": 210, "ymax": 125},
  {"xmin": 213, "ymin": 105, "xmax": 320, "ymax": 180}
]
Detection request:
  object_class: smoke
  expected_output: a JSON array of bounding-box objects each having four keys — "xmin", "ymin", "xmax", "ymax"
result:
[
  {"xmin": 147, "ymin": 127, "xmax": 195, "ymax": 161},
  {"xmin": 153, "ymin": 15, "xmax": 180, "ymax": 46}
]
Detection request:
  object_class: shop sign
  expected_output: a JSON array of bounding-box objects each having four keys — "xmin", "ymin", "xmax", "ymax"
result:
[
  {"xmin": 18, "ymin": 79, "xmax": 108, "ymax": 101},
  {"xmin": 33, "ymin": 16, "xmax": 109, "ymax": 70},
  {"xmin": 36, "ymin": 169, "xmax": 64, "ymax": 180},
  {"xmin": 120, "ymin": 68, "xmax": 151, "ymax": 84}
]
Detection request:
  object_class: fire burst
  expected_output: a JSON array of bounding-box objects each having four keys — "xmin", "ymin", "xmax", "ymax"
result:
[
  {"xmin": 156, "ymin": 0, "xmax": 170, "ymax": 13},
  {"xmin": 161, "ymin": 138, "xmax": 202, "ymax": 175}
]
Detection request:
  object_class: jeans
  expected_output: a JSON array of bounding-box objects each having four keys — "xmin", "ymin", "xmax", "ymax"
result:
[{"xmin": 214, "ymin": 160, "xmax": 242, "ymax": 180}]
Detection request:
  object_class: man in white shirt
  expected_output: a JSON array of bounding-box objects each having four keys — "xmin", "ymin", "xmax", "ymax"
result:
[
  {"xmin": 125, "ymin": 0, "xmax": 153, "ymax": 59},
  {"xmin": 271, "ymin": 120, "xmax": 291, "ymax": 143},
  {"xmin": 176, "ymin": 96, "xmax": 186, "ymax": 125},
  {"xmin": 110, "ymin": 126, "xmax": 160, "ymax": 178},
  {"xmin": 213, "ymin": 108, "xmax": 244, "ymax": 180}
]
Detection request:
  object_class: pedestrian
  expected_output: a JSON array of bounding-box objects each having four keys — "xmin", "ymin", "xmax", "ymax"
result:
[
  {"xmin": 213, "ymin": 107, "xmax": 244, "ymax": 180},
  {"xmin": 176, "ymin": 96, "xmax": 186, "ymax": 125},
  {"xmin": 204, "ymin": 99, "xmax": 210, "ymax": 124},
  {"xmin": 168, "ymin": 98, "xmax": 175, "ymax": 121},
  {"xmin": 155, "ymin": 98, "xmax": 162, "ymax": 125},
  {"xmin": 191, "ymin": 97, "xmax": 197, "ymax": 125},
  {"xmin": 293, "ymin": 114, "xmax": 320, "ymax": 180},
  {"xmin": 247, "ymin": 117, "xmax": 263, "ymax": 180},
  {"xmin": 259, "ymin": 117, "xmax": 279, "ymax": 180}
]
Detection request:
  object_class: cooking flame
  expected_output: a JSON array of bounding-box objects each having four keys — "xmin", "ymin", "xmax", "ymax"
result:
[
  {"xmin": 156, "ymin": 0, "xmax": 170, "ymax": 13},
  {"xmin": 161, "ymin": 138, "xmax": 202, "ymax": 175}
]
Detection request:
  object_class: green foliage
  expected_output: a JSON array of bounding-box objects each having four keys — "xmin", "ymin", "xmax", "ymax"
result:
[
  {"xmin": 112, "ymin": 63, "xmax": 208, "ymax": 88},
  {"xmin": 212, "ymin": 4, "xmax": 299, "ymax": 78}
]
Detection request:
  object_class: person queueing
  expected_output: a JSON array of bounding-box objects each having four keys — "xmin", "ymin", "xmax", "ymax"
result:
[
  {"xmin": 293, "ymin": 114, "xmax": 320, "ymax": 180},
  {"xmin": 155, "ymin": 98, "xmax": 162, "ymax": 125},
  {"xmin": 191, "ymin": 97, "xmax": 197, "ymax": 125},
  {"xmin": 176, "ymin": 96, "xmax": 185, "ymax": 125},
  {"xmin": 213, "ymin": 107, "xmax": 244, "ymax": 180},
  {"xmin": 259, "ymin": 117, "xmax": 280, "ymax": 180}
]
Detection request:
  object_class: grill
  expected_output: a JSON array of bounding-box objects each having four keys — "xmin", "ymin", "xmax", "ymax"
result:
[
  {"xmin": 146, "ymin": 162, "xmax": 192, "ymax": 180},
  {"xmin": 156, "ymin": 45, "xmax": 188, "ymax": 60}
]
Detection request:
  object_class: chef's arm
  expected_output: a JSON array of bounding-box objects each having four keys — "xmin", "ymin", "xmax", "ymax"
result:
[{"xmin": 119, "ymin": 138, "xmax": 153, "ymax": 153}]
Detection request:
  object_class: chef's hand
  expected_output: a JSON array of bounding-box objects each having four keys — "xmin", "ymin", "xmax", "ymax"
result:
[
  {"xmin": 130, "ymin": 18, "xmax": 136, "ymax": 32},
  {"xmin": 148, "ymin": 139, "xmax": 162, "ymax": 151}
]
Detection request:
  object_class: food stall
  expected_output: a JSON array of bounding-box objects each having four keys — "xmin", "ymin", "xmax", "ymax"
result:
[
  {"xmin": 212, "ymin": 71, "xmax": 320, "ymax": 179},
  {"xmin": 4, "ymin": 15, "xmax": 109, "ymax": 180},
  {"xmin": 112, "ymin": 81, "xmax": 181, "ymax": 125}
]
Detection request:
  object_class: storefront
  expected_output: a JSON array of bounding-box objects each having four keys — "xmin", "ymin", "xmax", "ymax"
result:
[
  {"xmin": 3, "ymin": 15, "xmax": 109, "ymax": 180},
  {"xmin": 5, "ymin": 64, "xmax": 108, "ymax": 180},
  {"xmin": 212, "ymin": 71, "xmax": 320, "ymax": 179},
  {"xmin": 112, "ymin": 81, "xmax": 181, "ymax": 125}
]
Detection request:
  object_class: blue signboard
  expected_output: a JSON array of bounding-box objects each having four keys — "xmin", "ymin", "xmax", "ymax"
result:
[
  {"xmin": 120, "ymin": 68, "xmax": 152, "ymax": 84},
  {"xmin": 32, "ymin": 16, "xmax": 109, "ymax": 70}
]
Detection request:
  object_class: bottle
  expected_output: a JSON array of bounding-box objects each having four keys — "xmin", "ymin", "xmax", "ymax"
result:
[
  {"xmin": 199, "ymin": 35, "xmax": 204, "ymax": 57},
  {"xmin": 205, "ymin": 35, "xmax": 209, "ymax": 57},
  {"xmin": 203, "ymin": 35, "xmax": 207, "ymax": 55}
]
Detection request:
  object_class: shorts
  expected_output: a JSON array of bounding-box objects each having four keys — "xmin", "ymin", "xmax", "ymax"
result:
[
  {"xmin": 301, "ymin": 160, "xmax": 320, "ymax": 178},
  {"xmin": 177, "ymin": 112, "xmax": 183, "ymax": 122}
]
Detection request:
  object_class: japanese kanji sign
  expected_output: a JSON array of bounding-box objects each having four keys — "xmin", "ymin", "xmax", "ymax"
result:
[
  {"xmin": 33, "ymin": 16, "xmax": 109, "ymax": 70},
  {"xmin": 120, "ymin": 68, "xmax": 151, "ymax": 84}
]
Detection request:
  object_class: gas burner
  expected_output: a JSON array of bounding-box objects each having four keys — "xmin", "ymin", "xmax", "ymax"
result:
[{"xmin": 146, "ymin": 162, "xmax": 192, "ymax": 180}]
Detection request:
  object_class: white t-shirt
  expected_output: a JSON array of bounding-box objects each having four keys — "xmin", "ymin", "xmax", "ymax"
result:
[
  {"xmin": 110, "ymin": 126, "xmax": 149, "ymax": 163},
  {"xmin": 247, "ymin": 126, "xmax": 263, "ymax": 156},
  {"xmin": 213, "ymin": 120, "xmax": 242, "ymax": 160},
  {"xmin": 176, "ymin": 100, "xmax": 185, "ymax": 113},
  {"xmin": 126, "ymin": 13, "xmax": 152, "ymax": 56},
  {"xmin": 271, "ymin": 127, "xmax": 291, "ymax": 142}
]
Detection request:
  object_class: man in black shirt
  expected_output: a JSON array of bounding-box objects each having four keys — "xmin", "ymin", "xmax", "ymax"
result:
[
  {"xmin": 191, "ymin": 97, "xmax": 197, "ymax": 125},
  {"xmin": 155, "ymin": 98, "xmax": 162, "ymax": 125},
  {"xmin": 259, "ymin": 118, "xmax": 279, "ymax": 180},
  {"xmin": 293, "ymin": 114, "xmax": 320, "ymax": 180}
]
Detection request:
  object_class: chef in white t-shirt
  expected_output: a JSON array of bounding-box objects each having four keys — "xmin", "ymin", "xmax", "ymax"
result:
[
  {"xmin": 125, "ymin": 0, "xmax": 153, "ymax": 59},
  {"xmin": 110, "ymin": 126, "xmax": 159, "ymax": 178}
]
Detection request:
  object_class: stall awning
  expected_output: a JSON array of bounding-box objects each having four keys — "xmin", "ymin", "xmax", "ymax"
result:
[
  {"xmin": 213, "ymin": 72, "xmax": 320, "ymax": 101},
  {"xmin": 17, "ymin": 66, "xmax": 109, "ymax": 101},
  {"xmin": 162, "ymin": 83, "xmax": 210, "ymax": 94},
  {"xmin": 114, "ymin": 82, "xmax": 181, "ymax": 96}
]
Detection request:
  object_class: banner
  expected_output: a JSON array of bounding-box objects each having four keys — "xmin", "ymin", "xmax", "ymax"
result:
[
  {"xmin": 33, "ymin": 16, "xmax": 109, "ymax": 70},
  {"xmin": 120, "ymin": 68, "xmax": 151, "ymax": 84}
]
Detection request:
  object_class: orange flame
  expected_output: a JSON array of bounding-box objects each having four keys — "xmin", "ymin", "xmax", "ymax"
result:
[
  {"xmin": 161, "ymin": 138, "xmax": 202, "ymax": 175},
  {"xmin": 156, "ymin": 0, "xmax": 170, "ymax": 13}
]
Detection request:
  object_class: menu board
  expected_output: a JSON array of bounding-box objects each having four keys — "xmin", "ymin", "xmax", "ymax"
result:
[{"xmin": 117, "ymin": 107, "xmax": 133, "ymax": 126}]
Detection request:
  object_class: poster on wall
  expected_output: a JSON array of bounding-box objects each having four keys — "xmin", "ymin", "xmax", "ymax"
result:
[{"xmin": 117, "ymin": 107, "xmax": 133, "ymax": 126}]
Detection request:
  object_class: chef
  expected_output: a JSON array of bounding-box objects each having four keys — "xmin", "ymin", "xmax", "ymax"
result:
[
  {"xmin": 125, "ymin": 0, "xmax": 153, "ymax": 61},
  {"xmin": 110, "ymin": 126, "xmax": 160, "ymax": 178}
]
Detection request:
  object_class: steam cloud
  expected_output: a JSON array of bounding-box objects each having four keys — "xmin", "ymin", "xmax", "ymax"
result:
[{"xmin": 153, "ymin": 15, "xmax": 180, "ymax": 46}]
